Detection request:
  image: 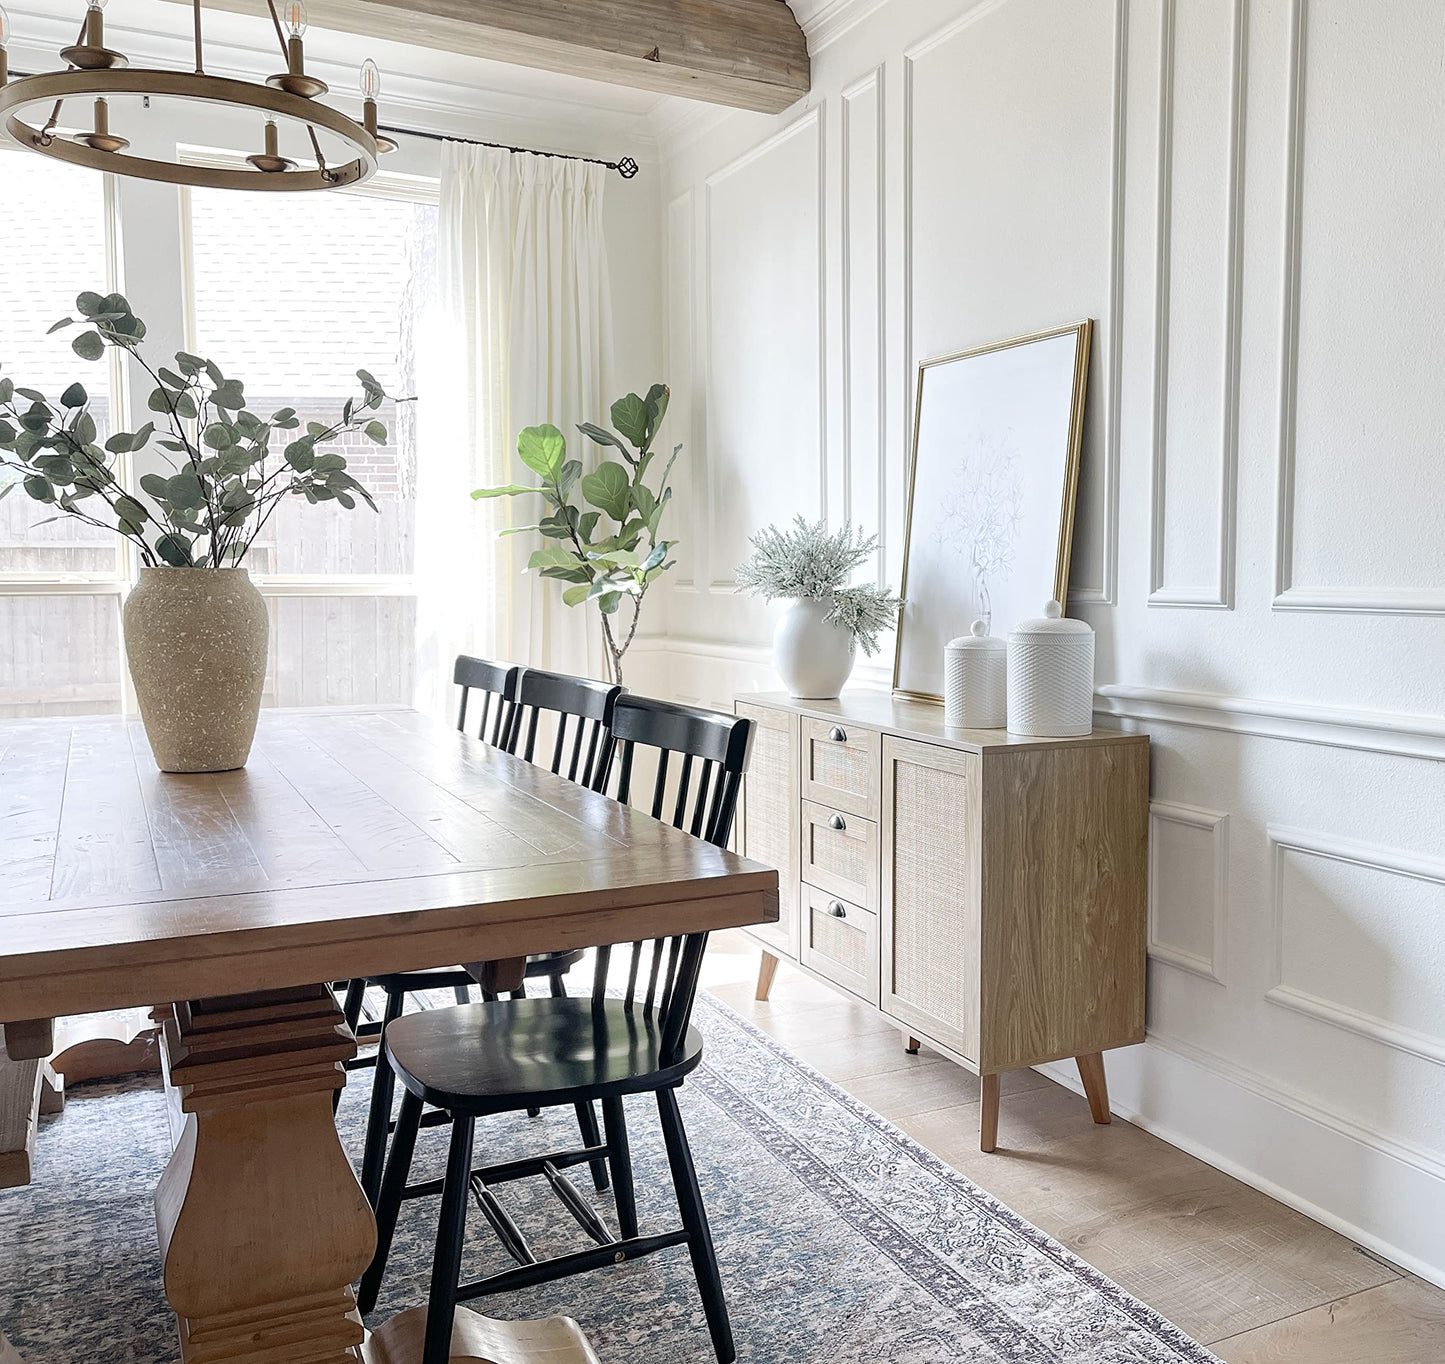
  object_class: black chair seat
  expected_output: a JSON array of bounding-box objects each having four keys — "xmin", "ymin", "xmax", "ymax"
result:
[{"xmin": 385, "ymin": 997, "xmax": 704, "ymax": 1115}]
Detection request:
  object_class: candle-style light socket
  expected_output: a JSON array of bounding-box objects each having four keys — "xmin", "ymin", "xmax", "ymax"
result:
[
  {"xmin": 246, "ymin": 117, "xmax": 295, "ymax": 173},
  {"xmin": 268, "ymin": 35, "xmax": 327, "ymax": 98},
  {"xmin": 61, "ymin": 2, "xmax": 128, "ymax": 70},
  {"xmin": 74, "ymin": 95, "xmax": 129, "ymax": 152}
]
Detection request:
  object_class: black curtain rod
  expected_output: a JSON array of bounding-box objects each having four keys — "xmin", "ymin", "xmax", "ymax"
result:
[{"xmin": 377, "ymin": 122, "xmax": 639, "ymax": 180}]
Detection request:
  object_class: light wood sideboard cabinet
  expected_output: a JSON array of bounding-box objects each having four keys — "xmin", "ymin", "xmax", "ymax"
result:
[{"xmin": 733, "ymin": 690, "xmax": 1149, "ymax": 1151}]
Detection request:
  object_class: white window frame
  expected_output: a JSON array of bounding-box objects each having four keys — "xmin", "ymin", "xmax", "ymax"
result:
[
  {"xmin": 176, "ymin": 148, "xmax": 437, "ymax": 601},
  {"xmin": 0, "ymin": 155, "xmax": 134, "ymax": 715}
]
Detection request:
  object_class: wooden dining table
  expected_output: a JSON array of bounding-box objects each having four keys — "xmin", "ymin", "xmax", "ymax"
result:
[{"xmin": 0, "ymin": 704, "xmax": 778, "ymax": 1363}]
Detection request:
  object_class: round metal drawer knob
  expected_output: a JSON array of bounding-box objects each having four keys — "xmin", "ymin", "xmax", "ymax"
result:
[
  {"xmin": 827, "ymin": 813, "xmax": 846, "ymax": 830},
  {"xmin": 828, "ymin": 901, "xmax": 847, "ymax": 919},
  {"xmin": 828, "ymin": 725, "xmax": 847, "ymax": 742}
]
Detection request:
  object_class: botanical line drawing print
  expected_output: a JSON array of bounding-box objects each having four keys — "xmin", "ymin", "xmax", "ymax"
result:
[{"xmin": 932, "ymin": 429, "xmax": 1024, "ymax": 632}]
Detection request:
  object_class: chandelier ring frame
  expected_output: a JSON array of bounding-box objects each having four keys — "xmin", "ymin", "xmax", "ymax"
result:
[{"xmin": 0, "ymin": 67, "xmax": 379, "ymax": 190}]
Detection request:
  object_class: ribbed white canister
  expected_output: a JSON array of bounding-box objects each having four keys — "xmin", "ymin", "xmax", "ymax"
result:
[
  {"xmin": 1006, "ymin": 600, "xmax": 1095, "ymax": 737},
  {"xmin": 944, "ymin": 620, "xmax": 1007, "ymax": 728}
]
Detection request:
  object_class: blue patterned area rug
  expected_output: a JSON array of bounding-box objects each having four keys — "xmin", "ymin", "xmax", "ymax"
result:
[{"xmin": 0, "ymin": 993, "xmax": 1218, "ymax": 1363}]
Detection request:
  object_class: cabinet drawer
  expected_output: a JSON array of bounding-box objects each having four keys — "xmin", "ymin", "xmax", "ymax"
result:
[
  {"xmin": 800, "ymin": 799, "xmax": 879, "ymax": 911},
  {"xmin": 801, "ymin": 717, "xmax": 879, "ymax": 820},
  {"xmin": 801, "ymin": 885, "xmax": 878, "ymax": 1005}
]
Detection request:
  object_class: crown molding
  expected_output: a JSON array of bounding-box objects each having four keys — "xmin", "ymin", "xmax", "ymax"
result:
[{"xmin": 789, "ymin": 0, "xmax": 892, "ymax": 53}]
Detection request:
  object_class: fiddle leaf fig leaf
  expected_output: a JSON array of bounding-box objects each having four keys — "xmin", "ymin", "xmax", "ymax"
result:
[
  {"xmin": 471, "ymin": 483, "xmax": 542, "ymax": 500},
  {"xmin": 579, "ymin": 461, "xmax": 630, "ymax": 522},
  {"xmin": 517, "ymin": 424, "xmax": 566, "ymax": 480},
  {"xmin": 610, "ymin": 393, "xmax": 649, "ymax": 449}
]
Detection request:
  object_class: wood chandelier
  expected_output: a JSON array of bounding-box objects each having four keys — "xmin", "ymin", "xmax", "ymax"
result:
[{"xmin": 0, "ymin": 0, "xmax": 394, "ymax": 190}]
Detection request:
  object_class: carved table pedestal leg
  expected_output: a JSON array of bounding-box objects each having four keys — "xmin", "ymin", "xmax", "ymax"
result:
[{"xmin": 155, "ymin": 985, "xmax": 376, "ymax": 1363}]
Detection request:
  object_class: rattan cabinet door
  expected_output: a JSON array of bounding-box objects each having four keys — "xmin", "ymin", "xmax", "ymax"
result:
[
  {"xmin": 880, "ymin": 734, "xmax": 981, "ymax": 1063},
  {"xmin": 736, "ymin": 700, "xmax": 801, "ymax": 960}
]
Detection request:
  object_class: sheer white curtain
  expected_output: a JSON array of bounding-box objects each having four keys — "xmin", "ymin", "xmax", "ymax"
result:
[{"xmin": 413, "ymin": 143, "xmax": 613, "ymax": 718}]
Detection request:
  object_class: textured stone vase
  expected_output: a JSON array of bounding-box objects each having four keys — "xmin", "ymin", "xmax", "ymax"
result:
[
  {"xmin": 123, "ymin": 567, "xmax": 269, "ymax": 773},
  {"xmin": 773, "ymin": 597, "xmax": 857, "ymax": 699}
]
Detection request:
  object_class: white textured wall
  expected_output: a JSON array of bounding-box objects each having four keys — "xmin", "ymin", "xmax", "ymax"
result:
[{"xmin": 641, "ymin": 0, "xmax": 1445, "ymax": 1286}]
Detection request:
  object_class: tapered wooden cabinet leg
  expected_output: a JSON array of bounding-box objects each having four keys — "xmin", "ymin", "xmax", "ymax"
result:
[
  {"xmin": 904, "ymin": 1036, "xmax": 921, "ymax": 1055},
  {"xmin": 979, "ymin": 1073, "xmax": 1000, "ymax": 1153},
  {"xmin": 155, "ymin": 986, "xmax": 376, "ymax": 1363},
  {"xmin": 1076, "ymin": 1052, "xmax": 1111, "ymax": 1125},
  {"xmin": 754, "ymin": 951, "xmax": 780, "ymax": 1002}
]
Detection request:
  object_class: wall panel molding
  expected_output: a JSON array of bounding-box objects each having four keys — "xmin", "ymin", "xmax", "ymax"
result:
[
  {"xmin": 702, "ymin": 105, "xmax": 827, "ymax": 592},
  {"xmin": 1149, "ymin": 801, "xmax": 1228, "ymax": 983},
  {"xmin": 1147, "ymin": 0, "xmax": 1245, "ymax": 610},
  {"xmin": 667, "ymin": 186, "xmax": 700, "ymax": 592},
  {"xmin": 1271, "ymin": 0, "xmax": 1444, "ymax": 616},
  {"xmin": 902, "ymin": 0, "xmax": 1127, "ymax": 607},
  {"xmin": 841, "ymin": 64, "xmax": 887, "ymax": 583},
  {"xmin": 1267, "ymin": 826, "xmax": 1445, "ymax": 1066}
]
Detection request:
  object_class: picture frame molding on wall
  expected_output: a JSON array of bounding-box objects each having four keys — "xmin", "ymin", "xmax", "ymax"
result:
[{"xmin": 893, "ymin": 320, "xmax": 1093, "ymax": 703}]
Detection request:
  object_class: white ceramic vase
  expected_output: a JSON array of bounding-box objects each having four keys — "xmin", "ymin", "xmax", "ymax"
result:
[{"xmin": 773, "ymin": 598, "xmax": 856, "ymax": 699}]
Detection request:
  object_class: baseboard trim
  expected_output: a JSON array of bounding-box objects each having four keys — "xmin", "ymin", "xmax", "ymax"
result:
[{"xmin": 1036, "ymin": 1038, "xmax": 1445, "ymax": 1291}]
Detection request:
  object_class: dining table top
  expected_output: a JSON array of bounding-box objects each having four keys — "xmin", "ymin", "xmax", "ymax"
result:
[{"xmin": 0, "ymin": 704, "xmax": 779, "ymax": 1026}]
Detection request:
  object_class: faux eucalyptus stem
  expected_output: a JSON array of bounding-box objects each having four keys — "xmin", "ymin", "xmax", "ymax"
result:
[
  {"xmin": 0, "ymin": 290, "xmax": 396, "ymax": 569},
  {"xmin": 473, "ymin": 384, "xmax": 680, "ymax": 687}
]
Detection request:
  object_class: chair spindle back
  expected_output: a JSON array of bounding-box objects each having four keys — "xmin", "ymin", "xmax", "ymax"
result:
[
  {"xmin": 453, "ymin": 656, "xmax": 521, "ymax": 747},
  {"xmin": 589, "ymin": 696, "xmax": 755, "ymax": 1063},
  {"xmin": 506, "ymin": 669, "xmax": 623, "ymax": 788}
]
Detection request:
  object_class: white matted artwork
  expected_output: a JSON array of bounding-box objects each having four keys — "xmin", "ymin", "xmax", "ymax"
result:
[{"xmin": 893, "ymin": 321, "xmax": 1092, "ymax": 702}]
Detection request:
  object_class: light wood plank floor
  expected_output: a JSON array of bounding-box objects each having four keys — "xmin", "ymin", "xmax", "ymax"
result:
[{"xmin": 699, "ymin": 932, "xmax": 1445, "ymax": 1361}]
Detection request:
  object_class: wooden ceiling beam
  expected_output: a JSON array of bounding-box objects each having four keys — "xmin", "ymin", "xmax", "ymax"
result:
[{"xmin": 183, "ymin": 0, "xmax": 811, "ymax": 114}]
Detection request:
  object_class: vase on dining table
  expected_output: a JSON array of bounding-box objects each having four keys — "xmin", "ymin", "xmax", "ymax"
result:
[{"xmin": 123, "ymin": 566, "xmax": 270, "ymax": 774}]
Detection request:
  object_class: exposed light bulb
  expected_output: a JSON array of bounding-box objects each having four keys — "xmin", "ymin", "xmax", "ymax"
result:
[
  {"xmin": 87, "ymin": 0, "xmax": 108, "ymax": 11},
  {"xmin": 281, "ymin": 0, "xmax": 306, "ymax": 39},
  {"xmin": 359, "ymin": 58, "xmax": 381, "ymax": 100}
]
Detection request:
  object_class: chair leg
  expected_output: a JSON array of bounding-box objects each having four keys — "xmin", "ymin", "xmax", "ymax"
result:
[
  {"xmin": 423, "ymin": 1114, "xmax": 476, "ymax": 1364},
  {"xmin": 357, "ymin": 1088, "xmax": 424, "ymax": 1315},
  {"xmin": 531, "ymin": 973, "xmax": 568, "ymax": 1120},
  {"xmin": 452, "ymin": 984, "xmax": 471, "ymax": 1005},
  {"xmin": 574, "ymin": 1098, "xmax": 610, "ymax": 1192},
  {"xmin": 360, "ymin": 987, "xmax": 407, "ymax": 1207},
  {"xmin": 657, "ymin": 1087, "xmax": 734, "ymax": 1364},
  {"xmin": 334, "ymin": 979, "xmax": 367, "ymax": 1115},
  {"xmin": 602, "ymin": 1095, "xmax": 637, "ymax": 1238}
]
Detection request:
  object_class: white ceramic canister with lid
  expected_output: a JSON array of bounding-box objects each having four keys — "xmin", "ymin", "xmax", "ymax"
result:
[
  {"xmin": 1006, "ymin": 600, "xmax": 1095, "ymax": 737},
  {"xmin": 944, "ymin": 620, "xmax": 1007, "ymax": 727}
]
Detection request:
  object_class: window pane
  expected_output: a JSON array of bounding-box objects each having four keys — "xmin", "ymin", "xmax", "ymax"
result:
[
  {"xmin": 187, "ymin": 185, "xmax": 435, "ymax": 577},
  {"xmin": 0, "ymin": 593, "xmax": 123, "ymax": 718},
  {"xmin": 264, "ymin": 595, "xmax": 416, "ymax": 707},
  {"xmin": 0, "ymin": 154, "xmax": 119, "ymax": 576}
]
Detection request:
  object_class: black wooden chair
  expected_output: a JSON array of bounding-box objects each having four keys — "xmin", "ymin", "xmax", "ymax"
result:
[
  {"xmin": 501, "ymin": 666, "xmax": 622, "ymax": 787},
  {"xmin": 339, "ymin": 657, "xmax": 584, "ymax": 1205},
  {"xmin": 357, "ymin": 696, "xmax": 755, "ymax": 1364}
]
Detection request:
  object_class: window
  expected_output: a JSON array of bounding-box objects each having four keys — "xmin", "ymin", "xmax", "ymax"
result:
[
  {"xmin": 0, "ymin": 152, "xmax": 126, "ymax": 718},
  {"xmin": 182, "ymin": 168, "xmax": 438, "ymax": 707}
]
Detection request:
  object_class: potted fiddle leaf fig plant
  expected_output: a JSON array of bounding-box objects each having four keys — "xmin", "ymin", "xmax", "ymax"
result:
[
  {"xmin": 472, "ymin": 384, "xmax": 678, "ymax": 686},
  {"xmin": 0, "ymin": 290, "xmax": 392, "ymax": 774}
]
